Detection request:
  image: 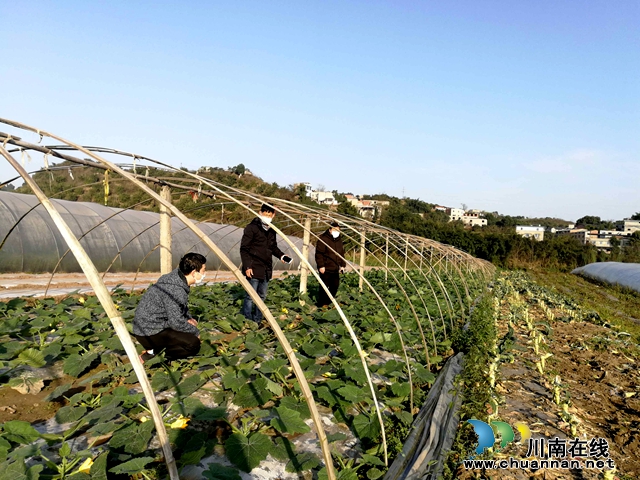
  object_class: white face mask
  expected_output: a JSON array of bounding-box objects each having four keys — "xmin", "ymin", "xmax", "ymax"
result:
[
  {"xmin": 260, "ymin": 215, "xmax": 273, "ymax": 225},
  {"xmin": 194, "ymin": 271, "xmax": 206, "ymax": 285},
  {"xmin": 331, "ymin": 230, "xmax": 340, "ymax": 239}
]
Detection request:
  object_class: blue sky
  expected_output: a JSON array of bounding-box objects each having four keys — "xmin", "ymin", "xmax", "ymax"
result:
[{"xmin": 1, "ymin": 1, "xmax": 638, "ymax": 221}]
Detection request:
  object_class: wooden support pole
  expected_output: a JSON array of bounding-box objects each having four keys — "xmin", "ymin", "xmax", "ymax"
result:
[
  {"xmin": 419, "ymin": 245, "xmax": 424, "ymax": 271},
  {"xmin": 404, "ymin": 236, "xmax": 409, "ymax": 280},
  {"xmin": 385, "ymin": 233, "xmax": 389, "ymax": 282},
  {"xmin": 299, "ymin": 216, "xmax": 312, "ymax": 294},
  {"xmin": 359, "ymin": 230, "xmax": 366, "ymax": 291},
  {"xmin": 0, "ymin": 147, "xmax": 181, "ymax": 480},
  {"xmin": 159, "ymin": 185, "xmax": 172, "ymax": 274}
]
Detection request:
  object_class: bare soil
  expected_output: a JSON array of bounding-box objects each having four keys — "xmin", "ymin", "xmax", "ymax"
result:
[{"xmin": 457, "ymin": 282, "xmax": 640, "ymax": 480}]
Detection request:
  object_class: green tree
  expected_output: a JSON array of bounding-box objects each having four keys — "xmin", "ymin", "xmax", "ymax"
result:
[{"xmin": 337, "ymin": 200, "xmax": 359, "ymax": 217}]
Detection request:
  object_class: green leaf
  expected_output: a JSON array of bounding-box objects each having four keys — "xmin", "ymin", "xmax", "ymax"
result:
[
  {"xmin": 278, "ymin": 396, "xmax": 310, "ymax": 419},
  {"xmin": 395, "ymin": 410, "xmax": 413, "ymax": 425},
  {"xmin": 59, "ymin": 442, "xmax": 71, "ymax": 458},
  {"xmin": 2, "ymin": 420, "xmax": 40, "ymax": 445},
  {"xmin": 366, "ymin": 468, "xmax": 384, "ymax": 479},
  {"xmin": 413, "ymin": 365, "xmax": 436, "ymax": 384},
  {"xmin": 110, "ymin": 421, "xmax": 154, "ymax": 454},
  {"xmin": 16, "ymin": 348, "xmax": 46, "ymax": 368},
  {"xmin": 352, "ymin": 413, "xmax": 381, "ymax": 441},
  {"xmin": 0, "ymin": 461, "xmax": 43, "ymax": 480},
  {"xmin": 265, "ymin": 378, "xmax": 283, "ymax": 397},
  {"xmin": 0, "ymin": 437, "xmax": 10, "ymax": 462},
  {"xmin": 221, "ymin": 370, "xmax": 250, "ymax": 392},
  {"xmin": 63, "ymin": 352, "xmax": 98, "ymax": 377},
  {"xmin": 326, "ymin": 432, "xmax": 347, "ymax": 443},
  {"xmin": 55, "ymin": 405, "xmax": 87, "ymax": 424},
  {"xmin": 390, "ymin": 382, "xmax": 411, "ymax": 398},
  {"xmin": 362, "ymin": 453, "xmax": 385, "ymax": 466},
  {"xmin": 225, "ymin": 432, "xmax": 271, "ymax": 472},
  {"xmin": 176, "ymin": 373, "xmax": 205, "ymax": 398},
  {"xmin": 87, "ymin": 421, "xmax": 121, "ymax": 436},
  {"xmin": 337, "ymin": 385, "xmax": 368, "ymax": 403},
  {"xmin": 234, "ymin": 377, "xmax": 271, "ymax": 408},
  {"xmin": 203, "ymin": 463, "xmax": 242, "ymax": 480},
  {"xmin": 258, "ymin": 358, "xmax": 288, "ymax": 375},
  {"xmin": 314, "ymin": 385, "xmax": 337, "ymax": 407},
  {"xmin": 270, "ymin": 406, "xmax": 310, "ymax": 435},
  {"xmin": 179, "ymin": 446, "xmax": 207, "ymax": 466},
  {"xmin": 90, "ymin": 452, "xmax": 108, "ymax": 480},
  {"xmin": 44, "ymin": 382, "xmax": 73, "ymax": 402},
  {"xmin": 285, "ymin": 451, "xmax": 320, "ymax": 473},
  {"xmin": 193, "ymin": 406, "xmax": 227, "ymax": 422},
  {"xmin": 108, "ymin": 456, "xmax": 155, "ymax": 474}
]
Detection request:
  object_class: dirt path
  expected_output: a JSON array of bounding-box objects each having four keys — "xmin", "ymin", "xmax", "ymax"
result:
[{"xmin": 0, "ymin": 270, "xmax": 289, "ymax": 298}]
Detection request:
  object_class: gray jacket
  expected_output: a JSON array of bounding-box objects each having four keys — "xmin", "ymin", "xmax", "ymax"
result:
[{"xmin": 132, "ymin": 269, "xmax": 198, "ymax": 337}]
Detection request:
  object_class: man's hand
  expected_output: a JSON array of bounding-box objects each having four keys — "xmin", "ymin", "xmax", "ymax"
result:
[
  {"xmin": 319, "ymin": 267, "xmax": 326, "ymax": 274},
  {"xmin": 187, "ymin": 319, "xmax": 198, "ymax": 327},
  {"xmin": 339, "ymin": 267, "xmax": 345, "ymax": 274},
  {"xmin": 282, "ymin": 255, "xmax": 292, "ymax": 264},
  {"xmin": 245, "ymin": 268, "xmax": 253, "ymax": 279}
]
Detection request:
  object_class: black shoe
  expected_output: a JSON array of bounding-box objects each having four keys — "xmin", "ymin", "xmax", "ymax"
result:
[{"xmin": 139, "ymin": 351, "xmax": 155, "ymax": 363}]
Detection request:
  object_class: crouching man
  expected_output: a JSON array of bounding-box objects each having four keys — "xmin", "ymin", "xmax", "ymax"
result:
[{"xmin": 132, "ymin": 252, "xmax": 207, "ymax": 362}]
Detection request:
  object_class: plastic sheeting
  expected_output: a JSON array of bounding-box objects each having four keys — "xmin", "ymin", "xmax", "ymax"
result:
[
  {"xmin": 0, "ymin": 191, "xmax": 311, "ymax": 273},
  {"xmin": 572, "ymin": 262, "xmax": 640, "ymax": 294},
  {"xmin": 384, "ymin": 353, "xmax": 464, "ymax": 480}
]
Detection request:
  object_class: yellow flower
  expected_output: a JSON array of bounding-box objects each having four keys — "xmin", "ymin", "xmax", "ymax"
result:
[
  {"xmin": 169, "ymin": 415, "xmax": 189, "ymax": 429},
  {"xmin": 281, "ymin": 307, "xmax": 288, "ymax": 314},
  {"xmin": 78, "ymin": 297, "xmax": 85, "ymax": 304},
  {"xmin": 77, "ymin": 457, "xmax": 93, "ymax": 474},
  {"xmin": 140, "ymin": 416, "xmax": 149, "ymax": 423}
]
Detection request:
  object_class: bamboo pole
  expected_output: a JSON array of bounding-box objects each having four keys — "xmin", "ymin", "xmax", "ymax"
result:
[
  {"xmin": 0, "ymin": 146, "xmax": 181, "ymax": 480},
  {"xmin": 404, "ymin": 236, "xmax": 409, "ymax": 280},
  {"xmin": 159, "ymin": 185, "xmax": 172, "ymax": 274},
  {"xmin": 385, "ymin": 233, "xmax": 389, "ymax": 282},
  {"xmin": 359, "ymin": 230, "xmax": 366, "ymax": 291},
  {"xmin": 299, "ymin": 216, "xmax": 312, "ymax": 294}
]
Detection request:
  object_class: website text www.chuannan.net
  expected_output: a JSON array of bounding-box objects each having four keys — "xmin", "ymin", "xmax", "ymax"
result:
[{"xmin": 463, "ymin": 458, "xmax": 616, "ymax": 471}]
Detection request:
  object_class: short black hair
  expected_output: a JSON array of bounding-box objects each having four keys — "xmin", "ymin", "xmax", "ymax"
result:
[
  {"xmin": 330, "ymin": 221, "xmax": 340, "ymax": 228},
  {"xmin": 179, "ymin": 252, "xmax": 207, "ymax": 275},
  {"xmin": 260, "ymin": 203, "xmax": 275, "ymax": 214}
]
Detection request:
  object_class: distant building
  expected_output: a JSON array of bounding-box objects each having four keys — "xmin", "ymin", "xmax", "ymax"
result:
[
  {"xmin": 446, "ymin": 208, "xmax": 465, "ymax": 221},
  {"xmin": 461, "ymin": 212, "xmax": 487, "ymax": 227},
  {"xmin": 587, "ymin": 230, "xmax": 632, "ymax": 251},
  {"xmin": 515, "ymin": 225, "xmax": 545, "ymax": 241},
  {"xmin": 617, "ymin": 219, "xmax": 640, "ymax": 234},
  {"xmin": 556, "ymin": 228, "xmax": 588, "ymax": 245},
  {"xmin": 345, "ymin": 195, "xmax": 389, "ymax": 218},
  {"xmin": 309, "ymin": 191, "xmax": 338, "ymax": 206}
]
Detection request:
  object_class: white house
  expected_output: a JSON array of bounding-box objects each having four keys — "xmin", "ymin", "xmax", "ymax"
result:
[{"xmin": 515, "ymin": 225, "xmax": 545, "ymax": 241}]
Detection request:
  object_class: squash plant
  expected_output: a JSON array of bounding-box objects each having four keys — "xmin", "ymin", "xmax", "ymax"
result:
[{"xmin": 0, "ymin": 268, "xmax": 484, "ymax": 479}]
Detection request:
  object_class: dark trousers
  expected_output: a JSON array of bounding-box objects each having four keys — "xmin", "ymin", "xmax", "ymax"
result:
[
  {"xmin": 317, "ymin": 271, "xmax": 340, "ymax": 307},
  {"xmin": 134, "ymin": 328, "xmax": 200, "ymax": 360}
]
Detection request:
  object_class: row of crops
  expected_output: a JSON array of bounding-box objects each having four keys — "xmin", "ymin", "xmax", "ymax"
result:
[{"xmin": 0, "ymin": 267, "xmax": 488, "ymax": 479}]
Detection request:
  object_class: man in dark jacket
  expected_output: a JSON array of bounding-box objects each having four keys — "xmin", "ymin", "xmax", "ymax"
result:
[
  {"xmin": 132, "ymin": 252, "xmax": 206, "ymax": 362},
  {"xmin": 315, "ymin": 221, "xmax": 346, "ymax": 307},
  {"xmin": 240, "ymin": 204, "xmax": 292, "ymax": 321}
]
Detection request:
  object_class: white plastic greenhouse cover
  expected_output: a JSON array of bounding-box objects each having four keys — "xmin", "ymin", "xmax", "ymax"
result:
[
  {"xmin": 572, "ymin": 262, "xmax": 640, "ymax": 294},
  {"xmin": 0, "ymin": 191, "xmax": 309, "ymax": 273}
]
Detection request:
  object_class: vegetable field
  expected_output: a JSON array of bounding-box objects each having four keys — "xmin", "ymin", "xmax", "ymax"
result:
[{"xmin": 1, "ymin": 268, "xmax": 486, "ymax": 479}]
